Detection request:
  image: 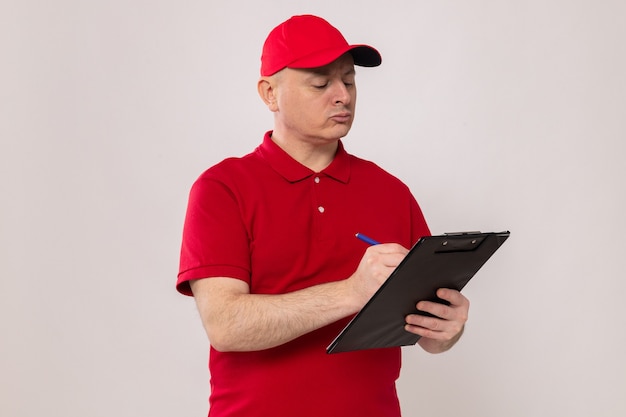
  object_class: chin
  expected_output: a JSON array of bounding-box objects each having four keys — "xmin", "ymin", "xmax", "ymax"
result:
[{"xmin": 328, "ymin": 124, "xmax": 352, "ymax": 139}]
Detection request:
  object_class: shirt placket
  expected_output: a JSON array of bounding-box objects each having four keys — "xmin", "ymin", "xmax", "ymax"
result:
[{"xmin": 311, "ymin": 174, "xmax": 333, "ymax": 241}]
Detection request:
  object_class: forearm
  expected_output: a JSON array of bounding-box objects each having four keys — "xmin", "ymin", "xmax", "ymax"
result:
[
  {"xmin": 191, "ymin": 244, "xmax": 409, "ymax": 352},
  {"xmin": 191, "ymin": 278, "xmax": 361, "ymax": 352}
]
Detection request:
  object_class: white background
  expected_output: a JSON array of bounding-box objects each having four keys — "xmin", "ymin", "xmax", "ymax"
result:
[{"xmin": 1, "ymin": 1, "xmax": 625, "ymax": 416}]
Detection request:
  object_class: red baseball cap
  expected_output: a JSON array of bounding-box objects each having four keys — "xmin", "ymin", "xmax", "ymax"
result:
[{"xmin": 260, "ymin": 15, "xmax": 382, "ymax": 76}]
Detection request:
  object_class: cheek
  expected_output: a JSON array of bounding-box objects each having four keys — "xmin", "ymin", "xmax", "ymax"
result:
[
  {"xmin": 279, "ymin": 91, "xmax": 308, "ymax": 114},
  {"xmin": 288, "ymin": 98, "xmax": 323, "ymax": 122},
  {"xmin": 281, "ymin": 98, "xmax": 308, "ymax": 120}
]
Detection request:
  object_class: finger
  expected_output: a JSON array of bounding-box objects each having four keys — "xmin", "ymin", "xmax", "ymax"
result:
[
  {"xmin": 405, "ymin": 314, "xmax": 463, "ymax": 339},
  {"xmin": 368, "ymin": 243, "xmax": 409, "ymax": 255},
  {"xmin": 405, "ymin": 313, "xmax": 442, "ymax": 331},
  {"xmin": 364, "ymin": 250, "xmax": 407, "ymax": 269},
  {"xmin": 382, "ymin": 253, "xmax": 408, "ymax": 268},
  {"xmin": 404, "ymin": 315, "xmax": 447, "ymax": 339},
  {"xmin": 416, "ymin": 300, "xmax": 453, "ymax": 320},
  {"xmin": 435, "ymin": 288, "xmax": 469, "ymax": 308},
  {"xmin": 404, "ymin": 323, "xmax": 442, "ymax": 339},
  {"xmin": 405, "ymin": 321, "xmax": 462, "ymax": 341}
]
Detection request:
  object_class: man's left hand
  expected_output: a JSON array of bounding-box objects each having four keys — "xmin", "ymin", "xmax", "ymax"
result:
[{"xmin": 405, "ymin": 288, "xmax": 470, "ymax": 353}]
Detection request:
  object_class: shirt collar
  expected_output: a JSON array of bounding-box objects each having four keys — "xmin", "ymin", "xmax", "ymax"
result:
[{"xmin": 257, "ymin": 131, "xmax": 351, "ymax": 184}]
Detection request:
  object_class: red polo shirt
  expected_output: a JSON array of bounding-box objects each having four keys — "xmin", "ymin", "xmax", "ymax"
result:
[{"xmin": 178, "ymin": 132, "xmax": 430, "ymax": 417}]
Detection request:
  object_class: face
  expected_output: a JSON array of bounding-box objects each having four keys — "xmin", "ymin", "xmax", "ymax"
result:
[{"xmin": 268, "ymin": 53, "xmax": 357, "ymax": 145}]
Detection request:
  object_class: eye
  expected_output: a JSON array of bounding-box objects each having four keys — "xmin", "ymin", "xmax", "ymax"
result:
[{"xmin": 313, "ymin": 83, "xmax": 328, "ymax": 89}]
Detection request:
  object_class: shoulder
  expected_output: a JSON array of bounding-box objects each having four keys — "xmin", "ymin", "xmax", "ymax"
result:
[
  {"xmin": 195, "ymin": 149, "xmax": 266, "ymax": 185},
  {"xmin": 188, "ymin": 148, "xmax": 273, "ymax": 206},
  {"xmin": 347, "ymin": 153, "xmax": 411, "ymax": 192}
]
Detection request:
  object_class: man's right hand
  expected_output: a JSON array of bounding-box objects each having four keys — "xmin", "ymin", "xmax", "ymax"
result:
[{"xmin": 348, "ymin": 243, "xmax": 409, "ymax": 307}]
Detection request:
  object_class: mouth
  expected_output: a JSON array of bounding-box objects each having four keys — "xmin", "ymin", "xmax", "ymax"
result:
[{"xmin": 330, "ymin": 112, "xmax": 352, "ymax": 123}]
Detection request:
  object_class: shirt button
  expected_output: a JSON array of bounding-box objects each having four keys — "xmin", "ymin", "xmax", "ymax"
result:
[
  {"xmin": 314, "ymin": 177, "xmax": 320, "ymax": 184},
  {"xmin": 318, "ymin": 206, "xmax": 325, "ymax": 213}
]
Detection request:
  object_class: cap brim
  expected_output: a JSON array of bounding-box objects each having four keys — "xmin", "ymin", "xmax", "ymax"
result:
[
  {"xmin": 348, "ymin": 45, "xmax": 382, "ymax": 67},
  {"xmin": 287, "ymin": 44, "xmax": 382, "ymax": 70}
]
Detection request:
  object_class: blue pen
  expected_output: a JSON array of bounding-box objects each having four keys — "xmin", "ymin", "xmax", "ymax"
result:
[{"xmin": 355, "ymin": 233, "xmax": 381, "ymax": 246}]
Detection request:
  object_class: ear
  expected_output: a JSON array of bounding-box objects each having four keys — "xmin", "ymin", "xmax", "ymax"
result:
[{"xmin": 257, "ymin": 77, "xmax": 279, "ymax": 112}]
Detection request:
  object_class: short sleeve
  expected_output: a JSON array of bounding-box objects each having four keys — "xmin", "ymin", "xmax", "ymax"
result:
[
  {"xmin": 177, "ymin": 175, "xmax": 251, "ymax": 296},
  {"xmin": 409, "ymin": 193, "xmax": 431, "ymax": 244}
]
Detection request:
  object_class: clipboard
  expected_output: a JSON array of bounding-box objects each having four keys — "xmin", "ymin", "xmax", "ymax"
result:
[{"xmin": 326, "ymin": 231, "xmax": 510, "ymax": 354}]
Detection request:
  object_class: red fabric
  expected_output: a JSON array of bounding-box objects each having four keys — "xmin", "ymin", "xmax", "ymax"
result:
[
  {"xmin": 178, "ymin": 132, "xmax": 430, "ymax": 417},
  {"xmin": 260, "ymin": 14, "xmax": 381, "ymax": 76}
]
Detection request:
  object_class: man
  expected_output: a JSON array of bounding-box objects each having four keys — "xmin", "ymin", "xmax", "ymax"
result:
[{"xmin": 177, "ymin": 15, "xmax": 469, "ymax": 417}]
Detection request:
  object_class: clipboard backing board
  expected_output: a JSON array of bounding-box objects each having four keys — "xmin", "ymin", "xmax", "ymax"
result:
[{"xmin": 326, "ymin": 231, "xmax": 510, "ymax": 354}]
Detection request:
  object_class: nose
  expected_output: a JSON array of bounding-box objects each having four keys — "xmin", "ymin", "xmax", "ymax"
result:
[{"xmin": 331, "ymin": 82, "xmax": 351, "ymax": 105}]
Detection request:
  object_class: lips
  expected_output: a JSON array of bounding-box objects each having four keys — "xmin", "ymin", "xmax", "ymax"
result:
[{"xmin": 330, "ymin": 112, "xmax": 352, "ymax": 123}]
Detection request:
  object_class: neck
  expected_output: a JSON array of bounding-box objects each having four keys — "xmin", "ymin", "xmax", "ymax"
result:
[{"xmin": 270, "ymin": 131, "xmax": 339, "ymax": 172}]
